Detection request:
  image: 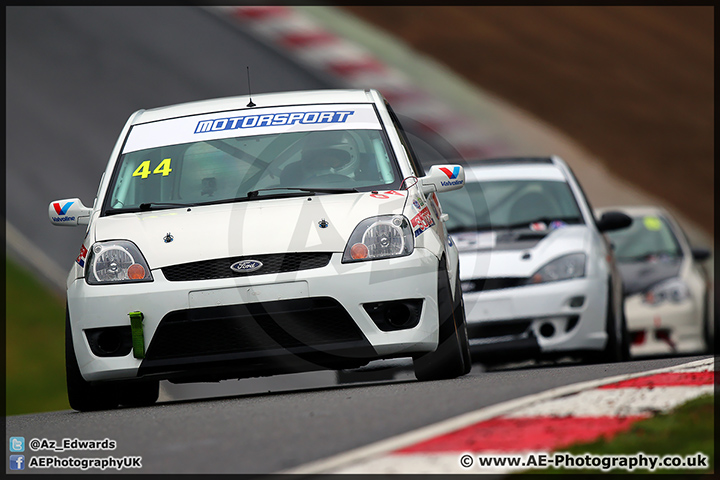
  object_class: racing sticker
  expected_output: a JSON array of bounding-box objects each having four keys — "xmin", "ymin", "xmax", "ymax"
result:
[
  {"xmin": 411, "ymin": 207, "xmax": 435, "ymax": 237},
  {"xmin": 76, "ymin": 244, "xmax": 88, "ymax": 268},
  {"xmin": 427, "ymin": 192, "xmax": 441, "ymax": 219},
  {"xmin": 123, "ymin": 104, "xmax": 382, "ymax": 154},
  {"xmin": 530, "ymin": 222, "xmax": 547, "ymax": 231},
  {"xmin": 411, "ymin": 196, "xmax": 425, "ymax": 212},
  {"xmin": 549, "ymin": 220, "xmax": 567, "ymax": 230}
]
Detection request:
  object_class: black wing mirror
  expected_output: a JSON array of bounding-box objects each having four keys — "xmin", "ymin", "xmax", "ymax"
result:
[
  {"xmin": 597, "ymin": 211, "xmax": 633, "ymax": 233},
  {"xmin": 691, "ymin": 247, "xmax": 711, "ymax": 262}
]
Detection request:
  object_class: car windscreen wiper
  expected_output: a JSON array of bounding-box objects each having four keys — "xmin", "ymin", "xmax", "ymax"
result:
[
  {"xmin": 499, "ymin": 216, "xmax": 583, "ymax": 231},
  {"xmin": 447, "ymin": 225, "xmax": 493, "ymax": 234},
  {"xmin": 246, "ymin": 187, "xmax": 359, "ymax": 198},
  {"xmin": 104, "ymin": 203, "xmax": 198, "ymax": 216},
  {"xmin": 139, "ymin": 202, "xmax": 197, "ymax": 211}
]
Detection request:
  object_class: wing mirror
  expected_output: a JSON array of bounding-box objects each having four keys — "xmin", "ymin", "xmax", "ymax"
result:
[
  {"xmin": 691, "ymin": 247, "xmax": 711, "ymax": 262},
  {"xmin": 420, "ymin": 164, "xmax": 465, "ymax": 195},
  {"xmin": 596, "ymin": 211, "xmax": 632, "ymax": 233},
  {"xmin": 48, "ymin": 198, "xmax": 93, "ymax": 226}
]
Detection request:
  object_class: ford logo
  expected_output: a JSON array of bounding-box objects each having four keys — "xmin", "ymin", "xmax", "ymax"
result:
[{"xmin": 230, "ymin": 260, "xmax": 263, "ymax": 274}]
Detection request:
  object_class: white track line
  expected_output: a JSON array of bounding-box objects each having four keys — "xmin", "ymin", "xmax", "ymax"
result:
[
  {"xmin": 284, "ymin": 357, "xmax": 714, "ymax": 474},
  {"xmin": 6, "ymin": 220, "xmax": 67, "ymax": 291}
]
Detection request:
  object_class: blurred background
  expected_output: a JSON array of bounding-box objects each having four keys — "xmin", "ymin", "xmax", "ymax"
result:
[
  {"xmin": 344, "ymin": 6, "xmax": 713, "ymax": 236},
  {"xmin": 5, "ymin": 5, "xmax": 713, "ymax": 415}
]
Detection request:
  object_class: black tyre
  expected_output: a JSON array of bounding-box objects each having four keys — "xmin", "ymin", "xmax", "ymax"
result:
[
  {"xmin": 585, "ymin": 283, "xmax": 627, "ymax": 364},
  {"xmin": 413, "ymin": 260, "xmax": 471, "ymax": 381},
  {"xmin": 701, "ymin": 292, "xmax": 714, "ymax": 354},
  {"xmin": 118, "ymin": 381, "xmax": 159, "ymax": 408},
  {"xmin": 65, "ymin": 306, "xmax": 119, "ymax": 411}
]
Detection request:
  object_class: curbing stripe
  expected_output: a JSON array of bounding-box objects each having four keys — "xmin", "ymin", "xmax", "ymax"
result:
[{"xmin": 284, "ymin": 357, "xmax": 713, "ymax": 474}]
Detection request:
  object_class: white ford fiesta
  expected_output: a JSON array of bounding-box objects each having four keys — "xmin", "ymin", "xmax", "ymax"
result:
[
  {"xmin": 49, "ymin": 89, "xmax": 471, "ymax": 411},
  {"xmin": 437, "ymin": 156, "xmax": 633, "ymax": 364}
]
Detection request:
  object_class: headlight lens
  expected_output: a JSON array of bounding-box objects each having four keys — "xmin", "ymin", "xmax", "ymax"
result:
[
  {"xmin": 85, "ymin": 240, "xmax": 153, "ymax": 284},
  {"xmin": 527, "ymin": 253, "xmax": 586, "ymax": 284},
  {"xmin": 643, "ymin": 278, "xmax": 690, "ymax": 305},
  {"xmin": 342, "ymin": 215, "xmax": 414, "ymax": 263}
]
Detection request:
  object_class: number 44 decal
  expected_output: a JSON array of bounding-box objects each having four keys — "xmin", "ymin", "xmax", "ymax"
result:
[{"xmin": 133, "ymin": 158, "xmax": 172, "ymax": 179}]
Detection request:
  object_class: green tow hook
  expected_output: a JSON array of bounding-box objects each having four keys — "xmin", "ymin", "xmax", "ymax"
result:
[{"xmin": 128, "ymin": 311, "xmax": 145, "ymax": 359}]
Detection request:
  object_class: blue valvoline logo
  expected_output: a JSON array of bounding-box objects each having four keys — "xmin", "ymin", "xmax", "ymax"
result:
[{"xmin": 230, "ymin": 260, "xmax": 263, "ymax": 274}]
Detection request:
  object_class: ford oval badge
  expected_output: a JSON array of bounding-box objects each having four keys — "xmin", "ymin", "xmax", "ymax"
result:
[{"xmin": 230, "ymin": 260, "xmax": 263, "ymax": 274}]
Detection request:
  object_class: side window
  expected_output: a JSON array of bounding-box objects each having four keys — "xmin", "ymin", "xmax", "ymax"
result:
[{"xmin": 385, "ymin": 101, "xmax": 425, "ymax": 177}]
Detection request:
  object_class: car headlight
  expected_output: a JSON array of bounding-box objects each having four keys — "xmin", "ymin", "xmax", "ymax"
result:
[
  {"xmin": 342, "ymin": 215, "xmax": 414, "ymax": 263},
  {"xmin": 527, "ymin": 253, "xmax": 586, "ymax": 284},
  {"xmin": 643, "ymin": 278, "xmax": 690, "ymax": 305},
  {"xmin": 85, "ymin": 240, "xmax": 153, "ymax": 285}
]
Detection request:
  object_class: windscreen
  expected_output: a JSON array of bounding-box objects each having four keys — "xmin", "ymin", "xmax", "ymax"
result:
[
  {"xmin": 605, "ymin": 215, "xmax": 683, "ymax": 262},
  {"xmin": 104, "ymin": 104, "xmax": 400, "ymax": 214},
  {"xmin": 438, "ymin": 179, "xmax": 584, "ymax": 232}
]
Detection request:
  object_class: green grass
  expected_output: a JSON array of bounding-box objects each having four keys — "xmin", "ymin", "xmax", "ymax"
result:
[
  {"xmin": 515, "ymin": 393, "xmax": 714, "ymax": 475},
  {"xmin": 6, "ymin": 256, "xmax": 70, "ymax": 415}
]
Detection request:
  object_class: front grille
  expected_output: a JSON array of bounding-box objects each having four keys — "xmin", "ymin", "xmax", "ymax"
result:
[
  {"xmin": 144, "ymin": 297, "xmax": 366, "ymax": 360},
  {"xmin": 464, "ymin": 277, "xmax": 527, "ymax": 293},
  {"xmin": 162, "ymin": 252, "xmax": 332, "ymax": 281}
]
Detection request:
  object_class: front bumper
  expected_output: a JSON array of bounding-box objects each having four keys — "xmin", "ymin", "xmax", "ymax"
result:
[
  {"xmin": 625, "ymin": 295, "xmax": 705, "ymax": 356},
  {"xmin": 68, "ymin": 249, "xmax": 441, "ymax": 382},
  {"xmin": 462, "ymin": 276, "xmax": 607, "ymax": 355}
]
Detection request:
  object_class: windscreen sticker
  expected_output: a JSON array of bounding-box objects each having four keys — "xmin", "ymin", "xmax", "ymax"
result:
[
  {"xmin": 411, "ymin": 207, "xmax": 435, "ymax": 237},
  {"xmin": 132, "ymin": 158, "xmax": 173, "ymax": 179},
  {"xmin": 643, "ymin": 216, "xmax": 662, "ymax": 231},
  {"xmin": 123, "ymin": 104, "xmax": 382, "ymax": 154}
]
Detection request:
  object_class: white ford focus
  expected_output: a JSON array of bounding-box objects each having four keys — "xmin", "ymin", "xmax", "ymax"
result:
[
  {"xmin": 437, "ymin": 156, "xmax": 633, "ymax": 364},
  {"xmin": 49, "ymin": 89, "xmax": 470, "ymax": 411}
]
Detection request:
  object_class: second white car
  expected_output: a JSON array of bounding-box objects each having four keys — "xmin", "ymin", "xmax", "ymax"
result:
[{"xmin": 438, "ymin": 156, "xmax": 632, "ymax": 364}]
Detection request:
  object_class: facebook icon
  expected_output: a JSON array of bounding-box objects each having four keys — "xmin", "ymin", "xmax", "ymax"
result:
[{"xmin": 9, "ymin": 455, "xmax": 25, "ymax": 470}]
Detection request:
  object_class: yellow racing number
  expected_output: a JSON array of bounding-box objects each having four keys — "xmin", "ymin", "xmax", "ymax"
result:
[{"xmin": 133, "ymin": 158, "xmax": 172, "ymax": 179}]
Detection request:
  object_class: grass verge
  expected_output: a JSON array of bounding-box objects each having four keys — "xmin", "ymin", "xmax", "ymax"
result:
[
  {"xmin": 5, "ymin": 256, "xmax": 70, "ymax": 415},
  {"xmin": 515, "ymin": 393, "xmax": 714, "ymax": 475}
]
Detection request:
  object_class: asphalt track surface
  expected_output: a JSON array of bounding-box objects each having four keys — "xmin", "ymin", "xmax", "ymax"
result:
[
  {"xmin": 5, "ymin": 6, "xmax": 713, "ymax": 474},
  {"xmin": 5, "ymin": 356, "xmax": 709, "ymax": 474}
]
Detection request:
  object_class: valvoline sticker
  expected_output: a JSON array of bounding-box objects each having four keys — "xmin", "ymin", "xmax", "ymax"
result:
[{"xmin": 53, "ymin": 201, "xmax": 74, "ymax": 215}]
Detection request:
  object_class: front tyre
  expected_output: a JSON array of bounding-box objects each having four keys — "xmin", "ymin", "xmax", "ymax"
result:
[
  {"xmin": 585, "ymin": 282, "xmax": 628, "ymax": 363},
  {"xmin": 117, "ymin": 381, "xmax": 159, "ymax": 408},
  {"xmin": 65, "ymin": 306, "xmax": 119, "ymax": 411},
  {"xmin": 413, "ymin": 259, "xmax": 471, "ymax": 381}
]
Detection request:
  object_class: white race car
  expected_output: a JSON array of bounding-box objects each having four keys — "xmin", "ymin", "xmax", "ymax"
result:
[
  {"xmin": 598, "ymin": 205, "xmax": 714, "ymax": 356},
  {"xmin": 437, "ymin": 156, "xmax": 632, "ymax": 364},
  {"xmin": 49, "ymin": 89, "xmax": 471, "ymax": 411}
]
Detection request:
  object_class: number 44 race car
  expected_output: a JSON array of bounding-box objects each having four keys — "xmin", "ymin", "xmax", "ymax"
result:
[{"xmin": 49, "ymin": 88, "xmax": 471, "ymax": 411}]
